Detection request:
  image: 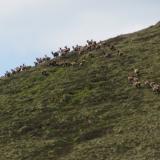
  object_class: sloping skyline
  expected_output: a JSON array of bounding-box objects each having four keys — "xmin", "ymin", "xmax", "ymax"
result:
[{"xmin": 0, "ymin": 0, "xmax": 160, "ymax": 75}]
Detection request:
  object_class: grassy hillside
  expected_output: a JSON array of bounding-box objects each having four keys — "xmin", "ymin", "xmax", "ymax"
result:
[{"xmin": 0, "ymin": 22, "xmax": 160, "ymax": 160}]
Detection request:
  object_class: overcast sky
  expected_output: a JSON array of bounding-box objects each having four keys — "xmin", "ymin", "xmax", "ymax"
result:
[{"xmin": 0, "ymin": 0, "xmax": 160, "ymax": 75}]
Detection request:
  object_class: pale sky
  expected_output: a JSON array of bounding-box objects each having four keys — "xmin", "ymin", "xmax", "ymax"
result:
[{"xmin": 0, "ymin": 0, "xmax": 160, "ymax": 75}]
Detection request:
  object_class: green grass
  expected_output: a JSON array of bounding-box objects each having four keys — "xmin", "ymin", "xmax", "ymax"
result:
[{"xmin": 0, "ymin": 22, "xmax": 160, "ymax": 160}]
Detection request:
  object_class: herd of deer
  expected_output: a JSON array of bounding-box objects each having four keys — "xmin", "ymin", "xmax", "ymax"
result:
[
  {"xmin": 1, "ymin": 39, "xmax": 159, "ymax": 95},
  {"xmin": 128, "ymin": 69, "xmax": 160, "ymax": 93},
  {"xmin": 2, "ymin": 39, "xmax": 118, "ymax": 78}
]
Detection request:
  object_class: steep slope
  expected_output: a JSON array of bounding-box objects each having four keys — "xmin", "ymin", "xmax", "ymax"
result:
[{"xmin": 0, "ymin": 22, "xmax": 160, "ymax": 160}]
